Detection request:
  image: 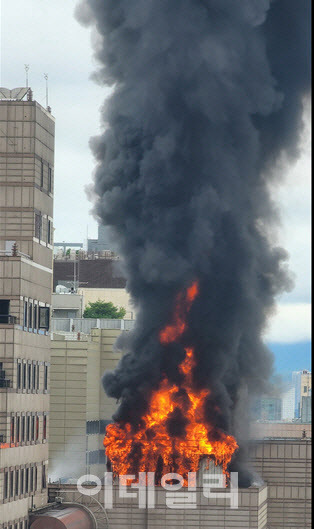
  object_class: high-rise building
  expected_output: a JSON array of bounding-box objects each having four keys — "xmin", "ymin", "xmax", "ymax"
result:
[
  {"xmin": 0, "ymin": 88, "xmax": 54, "ymax": 526},
  {"xmin": 281, "ymin": 385, "xmax": 296, "ymax": 422},
  {"xmin": 292, "ymin": 370, "xmax": 311, "ymax": 418}
]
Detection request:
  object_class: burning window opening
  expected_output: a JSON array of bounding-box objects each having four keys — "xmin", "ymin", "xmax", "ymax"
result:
[{"xmin": 104, "ymin": 282, "xmax": 238, "ymax": 485}]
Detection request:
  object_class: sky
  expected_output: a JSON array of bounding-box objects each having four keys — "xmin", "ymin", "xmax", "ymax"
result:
[{"xmin": 0, "ymin": 0, "xmax": 311, "ymax": 371}]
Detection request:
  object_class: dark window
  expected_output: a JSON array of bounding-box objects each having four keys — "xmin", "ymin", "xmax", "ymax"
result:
[
  {"xmin": 34, "ymin": 466, "xmax": 37, "ymax": 491},
  {"xmin": 4, "ymin": 471, "xmax": 8, "ymax": 499},
  {"xmin": 31, "ymin": 416, "xmax": 35, "ymax": 441},
  {"xmin": 16, "ymin": 416, "xmax": 20, "ymax": 444},
  {"xmin": 15, "ymin": 470, "xmax": 19, "ymax": 496},
  {"xmin": 33, "ymin": 363, "xmax": 36, "ymax": 390},
  {"xmin": 39, "ymin": 307, "xmax": 50, "ymax": 330},
  {"xmin": 43, "ymin": 415, "xmax": 47, "ymax": 440},
  {"xmin": 28, "ymin": 303, "xmax": 32, "ymax": 329},
  {"xmin": 0, "ymin": 299, "xmax": 10, "ymax": 323},
  {"xmin": 25, "ymin": 468, "xmax": 29, "ymax": 493},
  {"xmin": 304, "ymin": 386, "xmax": 308, "ymax": 393},
  {"xmin": 10, "ymin": 471, "xmax": 14, "ymax": 497},
  {"xmin": 36, "ymin": 416, "xmax": 39, "ymax": 441},
  {"xmin": 42, "ymin": 464, "xmax": 46, "ymax": 489},
  {"xmin": 30, "ymin": 467, "xmax": 34, "ymax": 492},
  {"xmin": 10, "ymin": 417, "xmax": 14, "ymax": 444},
  {"xmin": 47, "ymin": 220, "xmax": 52, "ymax": 244},
  {"xmin": 48, "ymin": 167, "xmax": 52, "ymax": 192},
  {"xmin": 28, "ymin": 364, "xmax": 31, "ymax": 390},
  {"xmin": 41, "ymin": 160, "xmax": 44, "ymax": 187},
  {"xmin": 44, "ymin": 365, "xmax": 48, "ymax": 391},
  {"xmin": 26, "ymin": 415, "xmax": 30, "ymax": 442},
  {"xmin": 21, "ymin": 416, "xmax": 25, "ymax": 442},
  {"xmin": 22, "ymin": 363, "xmax": 26, "ymax": 389},
  {"xmin": 20, "ymin": 469, "xmax": 24, "ymax": 494},
  {"xmin": 24, "ymin": 301, "xmax": 28, "ymax": 327},
  {"xmin": 37, "ymin": 364, "xmax": 40, "ymax": 390},
  {"xmin": 34, "ymin": 304, "xmax": 38, "ymax": 330},
  {"xmin": 35, "ymin": 213, "xmax": 42, "ymax": 240},
  {"xmin": 17, "ymin": 363, "xmax": 21, "ymax": 389}
]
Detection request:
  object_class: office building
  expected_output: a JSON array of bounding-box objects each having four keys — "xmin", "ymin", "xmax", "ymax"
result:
[
  {"xmin": 293, "ymin": 370, "xmax": 311, "ymax": 418},
  {"xmin": 0, "ymin": 88, "xmax": 54, "ymax": 526}
]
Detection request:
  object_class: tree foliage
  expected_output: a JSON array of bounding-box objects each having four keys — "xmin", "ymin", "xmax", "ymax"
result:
[{"xmin": 83, "ymin": 300, "xmax": 126, "ymax": 319}]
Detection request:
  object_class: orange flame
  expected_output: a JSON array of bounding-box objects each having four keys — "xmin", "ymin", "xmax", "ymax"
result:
[{"xmin": 104, "ymin": 281, "xmax": 238, "ymax": 482}]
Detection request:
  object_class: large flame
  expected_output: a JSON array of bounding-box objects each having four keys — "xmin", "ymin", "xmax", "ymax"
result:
[{"xmin": 104, "ymin": 281, "xmax": 238, "ymax": 482}]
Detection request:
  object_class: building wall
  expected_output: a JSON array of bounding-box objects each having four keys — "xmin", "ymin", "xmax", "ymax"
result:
[
  {"xmin": 49, "ymin": 329, "xmax": 122, "ymax": 479},
  {"xmin": 249, "ymin": 439, "xmax": 311, "ymax": 529},
  {"xmin": 77, "ymin": 287, "xmax": 135, "ymax": 319},
  {"xmin": 0, "ymin": 97, "xmax": 54, "ymax": 527}
]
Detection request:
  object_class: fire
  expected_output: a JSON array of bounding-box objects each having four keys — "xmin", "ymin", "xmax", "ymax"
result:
[{"xmin": 104, "ymin": 281, "xmax": 238, "ymax": 482}]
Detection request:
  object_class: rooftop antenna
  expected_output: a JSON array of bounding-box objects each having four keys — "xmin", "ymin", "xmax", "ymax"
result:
[
  {"xmin": 44, "ymin": 73, "xmax": 51, "ymax": 112},
  {"xmin": 24, "ymin": 65, "xmax": 30, "ymax": 88}
]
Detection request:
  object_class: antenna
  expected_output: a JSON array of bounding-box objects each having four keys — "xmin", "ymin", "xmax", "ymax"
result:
[
  {"xmin": 24, "ymin": 65, "xmax": 30, "ymax": 88},
  {"xmin": 44, "ymin": 73, "xmax": 49, "ymax": 109}
]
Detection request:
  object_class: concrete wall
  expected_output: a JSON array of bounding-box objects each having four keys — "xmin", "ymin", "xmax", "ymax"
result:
[{"xmin": 77, "ymin": 288, "xmax": 135, "ymax": 319}]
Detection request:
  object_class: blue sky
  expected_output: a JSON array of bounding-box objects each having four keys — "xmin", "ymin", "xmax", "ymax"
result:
[{"xmin": 0, "ymin": 1, "xmax": 311, "ymax": 371}]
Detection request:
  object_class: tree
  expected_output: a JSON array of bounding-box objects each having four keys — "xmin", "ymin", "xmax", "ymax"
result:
[{"xmin": 83, "ymin": 300, "xmax": 126, "ymax": 319}]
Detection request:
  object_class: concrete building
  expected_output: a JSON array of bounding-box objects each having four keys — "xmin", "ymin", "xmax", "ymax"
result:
[
  {"xmin": 77, "ymin": 288, "xmax": 134, "ymax": 319},
  {"xmin": 281, "ymin": 385, "xmax": 296, "ymax": 422},
  {"xmin": 49, "ymin": 328, "xmax": 123, "ymax": 480},
  {"xmin": 51, "ymin": 293, "xmax": 83, "ymax": 319},
  {"xmin": 87, "ymin": 224, "xmax": 111, "ymax": 254},
  {"xmin": 292, "ymin": 369, "xmax": 311, "ymax": 418},
  {"xmin": 301, "ymin": 396, "xmax": 311, "ymax": 423},
  {"xmin": 0, "ymin": 89, "xmax": 54, "ymax": 526}
]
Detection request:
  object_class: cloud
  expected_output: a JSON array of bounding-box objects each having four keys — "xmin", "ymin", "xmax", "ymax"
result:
[{"xmin": 264, "ymin": 302, "xmax": 311, "ymax": 343}]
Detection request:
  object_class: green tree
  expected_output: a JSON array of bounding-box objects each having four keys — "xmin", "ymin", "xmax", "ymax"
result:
[{"xmin": 83, "ymin": 300, "xmax": 126, "ymax": 319}]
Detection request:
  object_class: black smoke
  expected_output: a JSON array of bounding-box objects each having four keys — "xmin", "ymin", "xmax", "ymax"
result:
[{"xmin": 76, "ymin": 0, "xmax": 311, "ymax": 484}]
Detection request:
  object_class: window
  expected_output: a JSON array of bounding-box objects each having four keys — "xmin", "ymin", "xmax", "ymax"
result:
[
  {"xmin": 31, "ymin": 416, "xmax": 35, "ymax": 441},
  {"xmin": 48, "ymin": 166, "xmax": 52, "ymax": 192},
  {"xmin": 21, "ymin": 416, "xmax": 25, "ymax": 442},
  {"xmin": 43, "ymin": 415, "xmax": 47, "ymax": 440},
  {"xmin": 34, "ymin": 304, "xmax": 38, "ymax": 330},
  {"xmin": 0, "ymin": 299, "xmax": 10, "ymax": 323},
  {"xmin": 26, "ymin": 415, "xmax": 30, "ymax": 442},
  {"xmin": 10, "ymin": 417, "xmax": 15, "ymax": 444},
  {"xmin": 44, "ymin": 365, "xmax": 48, "ymax": 391},
  {"xmin": 304, "ymin": 386, "xmax": 308, "ymax": 393},
  {"xmin": 47, "ymin": 220, "xmax": 52, "ymax": 244},
  {"xmin": 33, "ymin": 363, "xmax": 36, "ymax": 390},
  {"xmin": 35, "ymin": 213, "xmax": 42, "ymax": 240},
  {"xmin": 24, "ymin": 301, "xmax": 28, "ymax": 327},
  {"xmin": 30, "ymin": 467, "xmax": 34, "ymax": 492},
  {"xmin": 28, "ymin": 363, "xmax": 31, "ymax": 390},
  {"xmin": 17, "ymin": 362, "xmax": 21, "ymax": 389},
  {"xmin": 16, "ymin": 416, "xmax": 20, "ymax": 444},
  {"xmin": 39, "ymin": 307, "xmax": 50, "ymax": 330},
  {"xmin": 42, "ymin": 464, "xmax": 46, "ymax": 489},
  {"xmin": 34, "ymin": 466, "xmax": 37, "ymax": 491},
  {"xmin": 15, "ymin": 470, "xmax": 19, "ymax": 496},
  {"xmin": 37, "ymin": 363, "xmax": 40, "ymax": 390},
  {"xmin": 22, "ymin": 363, "xmax": 26, "ymax": 390},
  {"xmin": 36, "ymin": 416, "xmax": 39, "ymax": 441},
  {"xmin": 10, "ymin": 471, "xmax": 14, "ymax": 498},
  {"xmin": 4, "ymin": 471, "xmax": 8, "ymax": 499},
  {"xmin": 20, "ymin": 469, "xmax": 24, "ymax": 495},
  {"xmin": 28, "ymin": 303, "xmax": 32, "ymax": 329},
  {"xmin": 25, "ymin": 468, "xmax": 29, "ymax": 493},
  {"xmin": 41, "ymin": 160, "xmax": 44, "ymax": 187}
]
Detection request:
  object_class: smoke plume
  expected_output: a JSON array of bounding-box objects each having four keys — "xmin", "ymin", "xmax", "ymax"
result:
[{"xmin": 76, "ymin": 0, "xmax": 311, "ymax": 483}]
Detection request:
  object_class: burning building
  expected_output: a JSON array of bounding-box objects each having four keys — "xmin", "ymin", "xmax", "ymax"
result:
[{"xmin": 75, "ymin": 0, "xmax": 311, "ymax": 489}]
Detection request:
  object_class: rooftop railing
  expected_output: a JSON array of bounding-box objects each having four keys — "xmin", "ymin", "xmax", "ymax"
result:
[{"xmin": 51, "ymin": 318, "xmax": 135, "ymax": 334}]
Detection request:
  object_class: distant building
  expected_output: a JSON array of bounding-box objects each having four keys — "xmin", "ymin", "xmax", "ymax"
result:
[
  {"xmin": 254, "ymin": 397, "xmax": 282, "ymax": 422},
  {"xmin": 301, "ymin": 396, "xmax": 311, "ymax": 423},
  {"xmin": 293, "ymin": 370, "xmax": 311, "ymax": 418},
  {"xmin": 87, "ymin": 223, "xmax": 111, "ymax": 254},
  {"xmin": 281, "ymin": 385, "xmax": 295, "ymax": 422}
]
